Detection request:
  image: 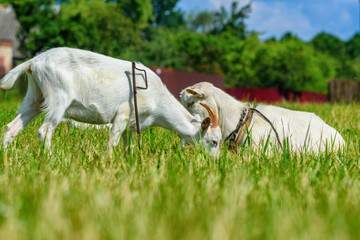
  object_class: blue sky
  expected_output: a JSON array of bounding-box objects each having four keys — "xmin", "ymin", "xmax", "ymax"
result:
[{"xmin": 177, "ymin": 0, "xmax": 359, "ymax": 41}]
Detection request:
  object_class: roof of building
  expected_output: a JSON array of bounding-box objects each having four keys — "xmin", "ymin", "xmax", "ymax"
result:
[{"xmin": 0, "ymin": 5, "xmax": 23, "ymax": 59}]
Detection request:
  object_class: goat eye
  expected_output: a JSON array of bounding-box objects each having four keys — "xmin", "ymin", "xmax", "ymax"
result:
[
  {"xmin": 212, "ymin": 140, "xmax": 218, "ymax": 146},
  {"xmin": 188, "ymin": 101, "xmax": 194, "ymax": 107}
]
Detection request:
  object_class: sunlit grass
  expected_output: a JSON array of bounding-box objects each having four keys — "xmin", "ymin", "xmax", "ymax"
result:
[{"xmin": 0, "ymin": 94, "xmax": 359, "ymax": 240}]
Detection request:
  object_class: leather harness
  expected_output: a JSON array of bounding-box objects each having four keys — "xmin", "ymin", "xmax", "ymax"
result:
[{"xmin": 224, "ymin": 107, "xmax": 283, "ymax": 150}]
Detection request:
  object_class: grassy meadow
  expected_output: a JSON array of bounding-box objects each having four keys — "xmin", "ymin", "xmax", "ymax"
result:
[{"xmin": 0, "ymin": 92, "xmax": 359, "ymax": 240}]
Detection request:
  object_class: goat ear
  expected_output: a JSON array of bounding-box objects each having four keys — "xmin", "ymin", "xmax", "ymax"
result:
[
  {"xmin": 179, "ymin": 89, "xmax": 186, "ymax": 104},
  {"xmin": 186, "ymin": 88, "xmax": 204, "ymax": 98},
  {"xmin": 201, "ymin": 117, "xmax": 211, "ymax": 132}
]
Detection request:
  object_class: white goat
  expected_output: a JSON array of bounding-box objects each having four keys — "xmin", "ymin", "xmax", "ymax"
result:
[
  {"xmin": 0, "ymin": 48, "xmax": 221, "ymax": 156},
  {"xmin": 180, "ymin": 82, "xmax": 345, "ymax": 153}
]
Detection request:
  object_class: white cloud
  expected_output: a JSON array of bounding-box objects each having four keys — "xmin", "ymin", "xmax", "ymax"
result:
[
  {"xmin": 245, "ymin": 0, "xmax": 358, "ymax": 41},
  {"xmin": 339, "ymin": 9, "xmax": 352, "ymax": 24},
  {"xmin": 178, "ymin": 0, "xmax": 359, "ymax": 41},
  {"xmin": 208, "ymin": 0, "xmax": 251, "ymax": 9},
  {"xmin": 246, "ymin": 1, "xmax": 314, "ymax": 40}
]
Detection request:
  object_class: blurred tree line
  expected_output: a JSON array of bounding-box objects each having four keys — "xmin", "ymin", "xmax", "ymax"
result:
[{"xmin": 8, "ymin": 0, "xmax": 360, "ymax": 93}]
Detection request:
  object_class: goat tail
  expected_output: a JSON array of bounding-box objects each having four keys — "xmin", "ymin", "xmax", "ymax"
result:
[{"xmin": 0, "ymin": 61, "xmax": 30, "ymax": 90}]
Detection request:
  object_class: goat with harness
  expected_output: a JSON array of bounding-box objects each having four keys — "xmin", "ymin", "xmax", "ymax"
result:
[{"xmin": 180, "ymin": 82, "xmax": 345, "ymax": 153}]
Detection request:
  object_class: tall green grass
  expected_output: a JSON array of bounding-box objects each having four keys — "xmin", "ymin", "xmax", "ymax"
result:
[{"xmin": 0, "ymin": 94, "xmax": 359, "ymax": 240}]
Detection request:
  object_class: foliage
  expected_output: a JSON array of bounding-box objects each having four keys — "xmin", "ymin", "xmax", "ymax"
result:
[
  {"xmin": 58, "ymin": 0, "xmax": 144, "ymax": 57},
  {"xmin": 11, "ymin": 0, "xmax": 62, "ymax": 57},
  {"xmin": 186, "ymin": 1, "xmax": 251, "ymax": 39},
  {"xmin": 187, "ymin": 10, "xmax": 215, "ymax": 33},
  {"xmin": 311, "ymin": 32, "xmax": 346, "ymax": 58},
  {"xmin": 151, "ymin": 0, "xmax": 185, "ymax": 28},
  {"xmin": 211, "ymin": 1, "xmax": 251, "ymax": 39},
  {"xmin": 346, "ymin": 33, "xmax": 360, "ymax": 59},
  {"xmin": 8, "ymin": 0, "xmax": 360, "ymax": 93},
  {"xmin": 120, "ymin": 27, "xmax": 186, "ymax": 69},
  {"xmin": 11, "ymin": 0, "xmax": 153, "ymax": 57},
  {"xmin": 0, "ymin": 95, "xmax": 360, "ymax": 240},
  {"xmin": 174, "ymin": 30, "xmax": 223, "ymax": 74},
  {"xmin": 252, "ymin": 38, "xmax": 336, "ymax": 92},
  {"xmin": 310, "ymin": 32, "xmax": 360, "ymax": 80},
  {"xmin": 217, "ymin": 33, "xmax": 261, "ymax": 87}
]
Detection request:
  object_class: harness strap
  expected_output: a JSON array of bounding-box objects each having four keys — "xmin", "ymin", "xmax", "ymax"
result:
[
  {"xmin": 251, "ymin": 108, "xmax": 283, "ymax": 150},
  {"xmin": 224, "ymin": 108, "xmax": 253, "ymax": 150},
  {"xmin": 225, "ymin": 107, "xmax": 283, "ymax": 150}
]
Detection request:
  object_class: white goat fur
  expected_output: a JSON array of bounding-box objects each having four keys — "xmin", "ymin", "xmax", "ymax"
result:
[
  {"xmin": 180, "ymin": 82, "xmax": 345, "ymax": 153},
  {"xmin": 0, "ymin": 48, "xmax": 221, "ymax": 155}
]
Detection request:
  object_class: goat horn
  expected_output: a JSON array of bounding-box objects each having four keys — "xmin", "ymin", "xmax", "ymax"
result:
[{"xmin": 200, "ymin": 103, "xmax": 219, "ymax": 128}]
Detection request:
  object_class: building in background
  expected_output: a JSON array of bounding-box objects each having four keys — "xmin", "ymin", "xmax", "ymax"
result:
[{"xmin": 0, "ymin": 5, "xmax": 24, "ymax": 78}]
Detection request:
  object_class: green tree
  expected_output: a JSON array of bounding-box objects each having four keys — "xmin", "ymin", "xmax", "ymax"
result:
[
  {"xmin": 280, "ymin": 32, "xmax": 301, "ymax": 42},
  {"xmin": 218, "ymin": 33, "xmax": 260, "ymax": 87},
  {"xmin": 252, "ymin": 38, "xmax": 335, "ymax": 92},
  {"xmin": 110, "ymin": 0, "xmax": 154, "ymax": 29},
  {"xmin": 187, "ymin": 11, "xmax": 215, "ymax": 33},
  {"xmin": 59, "ymin": 0, "xmax": 142, "ymax": 57},
  {"xmin": 11, "ymin": 0, "xmax": 63, "ymax": 57},
  {"xmin": 211, "ymin": 1, "xmax": 251, "ymax": 39},
  {"xmin": 345, "ymin": 33, "xmax": 360, "ymax": 59},
  {"xmin": 151, "ymin": 0, "xmax": 184, "ymax": 28},
  {"xmin": 11, "ymin": 0, "xmax": 153, "ymax": 57},
  {"xmin": 187, "ymin": 1, "xmax": 251, "ymax": 38},
  {"xmin": 311, "ymin": 32, "xmax": 345, "ymax": 58},
  {"xmin": 121, "ymin": 27, "xmax": 185, "ymax": 68},
  {"xmin": 175, "ymin": 31, "xmax": 222, "ymax": 74},
  {"xmin": 311, "ymin": 32, "xmax": 359, "ymax": 80}
]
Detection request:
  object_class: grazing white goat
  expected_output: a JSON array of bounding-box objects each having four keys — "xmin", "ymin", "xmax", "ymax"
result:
[
  {"xmin": 180, "ymin": 82, "xmax": 345, "ymax": 153},
  {"xmin": 0, "ymin": 48, "xmax": 221, "ymax": 156}
]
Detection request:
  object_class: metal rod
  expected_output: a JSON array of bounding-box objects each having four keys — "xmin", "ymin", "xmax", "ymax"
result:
[
  {"xmin": 131, "ymin": 62, "xmax": 149, "ymax": 150},
  {"xmin": 132, "ymin": 62, "xmax": 141, "ymax": 149}
]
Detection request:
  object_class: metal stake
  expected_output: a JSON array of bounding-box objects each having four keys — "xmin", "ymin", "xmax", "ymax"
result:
[{"xmin": 131, "ymin": 62, "xmax": 148, "ymax": 149}]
